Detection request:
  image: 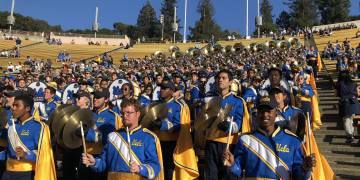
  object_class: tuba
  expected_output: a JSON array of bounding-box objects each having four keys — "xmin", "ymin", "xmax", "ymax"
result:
[
  {"xmin": 153, "ymin": 51, "xmax": 165, "ymax": 60},
  {"xmin": 276, "ymin": 40, "xmax": 290, "ymax": 50},
  {"xmin": 233, "ymin": 43, "xmax": 245, "ymax": 53},
  {"xmin": 265, "ymin": 40, "xmax": 276, "ymax": 49},
  {"xmin": 288, "ymin": 37, "xmax": 301, "ymax": 49}
]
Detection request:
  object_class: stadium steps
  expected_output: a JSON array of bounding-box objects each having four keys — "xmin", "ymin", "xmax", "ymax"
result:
[{"xmin": 315, "ymin": 65, "xmax": 360, "ymax": 179}]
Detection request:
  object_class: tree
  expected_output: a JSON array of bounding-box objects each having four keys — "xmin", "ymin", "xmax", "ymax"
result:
[
  {"xmin": 259, "ymin": 0, "xmax": 277, "ymax": 34},
  {"xmin": 160, "ymin": 0, "xmax": 182, "ymax": 41},
  {"xmin": 0, "ymin": 11, "xmax": 62, "ymax": 32},
  {"xmin": 113, "ymin": 22, "xmax": 129, "ymax": 35},
  {"xmin": 189, "ymin": 0, "xmax": 222, "ymax": 41},
  {"xmin": 316, "ymin": 0, "xmax": 351, "ymax": 24},
  {"xmin": 136, "ymin": 1, "xmax": 161, "ymax": 39},
  {"xmin": 276, "ymin": 11, "xmax": 291, "ymax": 30},
  {"xmin": 287, "ymin": 0, "xmax": 319, "ymax": 29}
]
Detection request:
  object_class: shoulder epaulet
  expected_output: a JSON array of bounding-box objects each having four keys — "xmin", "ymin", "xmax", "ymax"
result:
[
  {"xmin": 142, "ymin": 128, "xmax": 159, "ymax": 141},
  {"xmin": 284, "ymin": 129, "xmax": 299, "ymax": 138}
]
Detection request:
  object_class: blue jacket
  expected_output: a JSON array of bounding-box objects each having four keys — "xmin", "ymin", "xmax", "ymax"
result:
[
  {"xmin": 3, "ymin": 117, "xmax": 42, "ymax": 163},
  {"xmin": 91, "ymin": 126, "xmax": 160, "ymax": 179},
  {"xmin": 218, "ymin": 93, "xmax": 245, "ymax": 134},
  {"xmin": 230, "ymin": 127, "xmax": 310, "ymax": 179},
  {"xmin": 86, "ymin": 107, "xmax": 118, "ymax": 144},
  {"xmin": 139, "ymin": 94, "xmax": 152, "ymax": 107},
  {"xmin": 159, "ymin": 98, "xmax": 181, "ymax": 132}
]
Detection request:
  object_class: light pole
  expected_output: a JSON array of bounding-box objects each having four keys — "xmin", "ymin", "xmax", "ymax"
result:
[
  {"xmin": 183, "ymin": 0, "xmax": 188, "ymax": 43},
  {"xmin": 172, "ymin": 7, "xmax": 178, "ymax": 43},
  {"xmin": 7, "ymin": 0, "xmax": 16, "ymax": 35},
  {"xmin": 160, "ymin": 14, "xmax": 164, "ymax": 42},
  {"xmin": 246, "ymin": 0, "xmax": 249, "ymax": 39},
  {"xmin": 92, "ymin": 7, "xmax": 99, "ymax": 39}
]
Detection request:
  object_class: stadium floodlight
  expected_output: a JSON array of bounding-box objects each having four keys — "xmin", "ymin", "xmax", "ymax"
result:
[
  {"xmin": 160, "ymin": 14, "xmax": 164, "ymax": 41},
  {"xmin": 7, "ymin": 0, "xmax": 16, "ymax": 35},
  {"xmin": 183, "ymin": 0, "xmax": 188, "ymax": 43},
  {"xmin": 92, "ymin": 7, "xmax": 99, "ymax": 38},
  {"xmin": 172, "ymin": 7, "xmax": 178, "ymax": 43}
]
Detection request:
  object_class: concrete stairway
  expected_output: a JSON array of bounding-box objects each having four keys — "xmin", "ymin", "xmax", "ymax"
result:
[{"xmin": 315, "ymin": 69, "xmax": 360, "ymax": 179}]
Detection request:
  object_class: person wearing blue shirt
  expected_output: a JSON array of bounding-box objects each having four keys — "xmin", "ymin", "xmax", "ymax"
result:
[
  {"xmin": 82, "ymin": 99, "xmax": 162, "ymax": 179},
  {"xmin": 1, "ymin": 94, "xmax": 55, "ymax": 180},
  {"xmin": 148, "ymin": 80, "xmax": 181, "ymax": 180},
  {"xmin": 205, "ymin": 69, "xmax": 248, "ymax": 180},
  {"xmin": 305, "ymin": 46, "xmax": 319, "ymax": 78},
  {"xmin": 293, "ymin": 74, "xmax": 314, "ymax": 118},
  {"xmin": 223, "ymin": 96, "xmax": 315, "ymax": 179},
  {"xmin": 40, "ymin": 87, "xmax": 58, "ymax": 121},
  {"xmin": 138, "ymin": 84, "xmax": 152, "ymax": 107}
]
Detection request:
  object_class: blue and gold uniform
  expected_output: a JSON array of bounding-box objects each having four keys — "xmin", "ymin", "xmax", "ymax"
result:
[
  {"xmin": 230, "ymin": 127, "xmax": 310, "ymax": 179},
  {"xmin": 90, "ymin": 126, "xmax": 161, "ymax": 179},
  {"xmin": 205, "ymin": 92, "xmax": 250, "ymax": 180},
  {"xmin": 138, "ymin": 94, "xmax": 152, "ymax": 107},
  {"xmin": 276, "ymin": 105, "xmax": 303, "ymax": 129},
  {"xmin": 305, "ymin": 48, "xmax": 319, "ymax": 78},
  {"xmin": 39, "ymin": 98, "xmax": 58, "ymax": 121},
  {"xmin": 1, "ymin": 117, "xmax": 56, "ymax": 179},
  {"xmin": 294, "ymin": 83, "xmax": 314, "ymax": 116},
  {"xmin": 86, "ymin": 106, "xmax": 121, "ymax": 154}
]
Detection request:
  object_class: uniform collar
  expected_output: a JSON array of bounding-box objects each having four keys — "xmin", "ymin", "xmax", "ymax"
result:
[
  {"xmin": 257, "ymin": 126, "xmax": 281, "ymax": 137},
  {"xmin": 166, "ymin": 97, "xmax": 174, "ymax": 103},
  {"xmin": 122, "ymin": 125, "xmax": 142, "ymax": 135},
  {"xmin": 97, "ymin": 106, "xmax": 109, "ymax": 114},
  {"xmin": 19, "ymin": 116, "xmax": 33, "ymax": 125},
  {"xmin": 221, "ymin": 92, "xmax": 233, "ymax": 99},
  {"xmin": 46, "ymin": 98, "xmax": 54, "ymax": 103},
  {"xmin": 277, "ymin": 105, "xmax": 289, "ymax": 113}
]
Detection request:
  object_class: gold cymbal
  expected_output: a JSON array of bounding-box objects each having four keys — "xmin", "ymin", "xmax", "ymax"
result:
[
  {"xmin": 48, "ymin": 104, "xmax": 71, "ymax": 127},
  {"xmin": 51, "ymin": 105, "xmax": 79, "ymax": 139},
  {"xmin": 194, "ymin": 96, "xmax": 222, "ymax": 130},
  {"xmin": 206, "ymin": 104, "xmax": 234, "ymax": 140},
  {"xmin": 62, "ymin": 109, "xmax": 95, "ymax": 149},
  {"xmin": 140, "ymin": 103, "xmax": 168, "ymax": 128}
]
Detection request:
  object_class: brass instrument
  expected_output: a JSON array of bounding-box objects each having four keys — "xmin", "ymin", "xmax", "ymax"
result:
[
  {"xmin": 265, "ymin": 40, "xmax": 276, "ymax": 49},
  {"xmin": 288, "ymin": 37, "xmax": 302, "ymax": 49},
  {"xmin": 276, "ymin": 40, "xmax": 290, "ymax": 50},
  {"xmin": 233, "ymin": 43, "xmax": 245, "ymax": 53}
]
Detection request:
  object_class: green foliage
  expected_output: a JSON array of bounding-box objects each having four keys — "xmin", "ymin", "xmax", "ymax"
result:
[
  {"xmin": 189, "ymin": 0, "xmax": 222, "ymax": 41},
  {"xmin": 160, "ymin": 0, "xmax": 182, "ymax": 41},
  {"xmin": 276, "ymin": 11, "xmax": 291, "ymax": 30},
  {"xmin": 0, "ymin": 11, "xmax": 62, "ymax": 32},
  {"xmin": 136, "ymin": 1, "xmax": 161, "ymax": 38},
  {"xmin": 259, "ymin": 0, "xmax": 277, "ymax": 34},
  {"xmin": 287, "ymin": 0, "xmax": 319, "ymax": 29},
  {"xmin": 315, "ymin": 0, "xmax": 351, "ymax": 24}
]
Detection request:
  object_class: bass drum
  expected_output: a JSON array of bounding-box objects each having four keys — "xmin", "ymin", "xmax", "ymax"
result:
[
  {"xmin": 109, "ymin": 79, "xmax": 130, "ymax": 112},
  {"xmin": 62, "ymin": 83, "xmax": 80, "ymax": 104},
  {"xmin": 28, "ymin": 81, "xmax": 47, "ymax": 102}
]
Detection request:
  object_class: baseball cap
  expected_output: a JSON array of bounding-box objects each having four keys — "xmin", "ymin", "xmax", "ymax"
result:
[
  {"xmin": 257, "ymin": 96, "xmax": 278, "ymax": 110},
  {"xmin": 93, "ymin": 89, "xmax": 110, "ymax": 99}
]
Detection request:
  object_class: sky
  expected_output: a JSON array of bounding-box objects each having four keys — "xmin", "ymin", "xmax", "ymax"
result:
[{"xmin": 0, "ymin": 0, "xmax": 359, "ymax": 36}]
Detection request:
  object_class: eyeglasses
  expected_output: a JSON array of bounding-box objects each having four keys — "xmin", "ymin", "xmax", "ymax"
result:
[{"xmin": 123, "ymin": 111, "xmax": 136, "ymax": 116}]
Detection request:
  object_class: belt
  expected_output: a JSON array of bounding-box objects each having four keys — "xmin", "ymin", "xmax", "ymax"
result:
[
  {"xmin": 107, "ymin": 172, "xmax": 144, "ymax": 180},
  {"xmin": 6, "ymin": 158, "xmax": 35, "ymax": 172}
]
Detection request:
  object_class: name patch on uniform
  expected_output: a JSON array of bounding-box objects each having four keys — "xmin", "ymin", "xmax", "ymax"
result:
[
  {"xmin": 20, "ymin": 130, "xmax": 30, "ymax": 136},
  {"xmin": 97, "ymin": 118, "xmax": 105, "ymax": 123},
  {"xmin": 276, "ymin": 143, "xmax": 289, "ymax": 153},
  {"xmin": 168, "ymin": 109, "xmax": 172, "ymax": 113},
  {"xmin": 132, "ymin": 139, "xmax": 142, "ymax": 147}
]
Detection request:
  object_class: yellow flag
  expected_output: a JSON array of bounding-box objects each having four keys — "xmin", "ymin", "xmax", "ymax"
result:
[
  {"xmin": 115, "ymin": 113, "xmax": 123, "ymax": 130},
  {"xmin": 309, "ymin": 73, "xmax": 318, "ymax": 95},
  {"xmin": 33, "ymin": 107, "xmax": 41, "ymax": 121},
  {"xmin": 302, "ymin": 120, "xmax": 335, "ymax": 180},
  {"xmin": 34, "ymin": 122, "xmax": 57, "ymax": 180},
  {"xmin": 311, "ymin": 95, "xmax": 322, "ymax": 130},
  {"xmin": 172, "ymin": 102, "xmax": 199, "ymax": 180},
  {"xmin": 317, "ymin": 54, "xmax": 323, "ymax": 72},
  {"xmin": 241, "ymin": 99, "xmax": 251, "ymax": 133}
]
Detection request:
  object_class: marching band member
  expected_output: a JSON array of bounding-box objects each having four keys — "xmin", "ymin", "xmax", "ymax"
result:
[
  {"xmin": 40, "ymin": 87, "xmax": 59, "ymax": 121},
  {"xmin": 1, "ymin": 94, "xmax": 56, "ymax": 180},
  {"xmin": 293, "ymin": 74, "xmax": 315, "ymax": 118},
  {"xmin": 152, "ymin": 74, "xmax": 164, "ymax": 101},
  {"xmin": 138, "ymin": 84, "xmax": 152, "ymax": 107},
  {"xmin": 75, "ymin": 92, "xmax": 92, "ymax": 110},
  {"xmin": 149, "ymin": 80, "xmax": 181, "ymax": 180},
  {"xmin": 205, "ymin": 69, "xmax": 250, "ymax": 180},
  {"xmin": 82, "ymin": 98, "xmax": 163, "ymax": 180},
  {"xmin": 305, "ymin": 46, "xmax": 319, "ymax": 78},
  {"xmin": 223, "ymin": 96, "xmax": 316, "ymax": 179}
]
